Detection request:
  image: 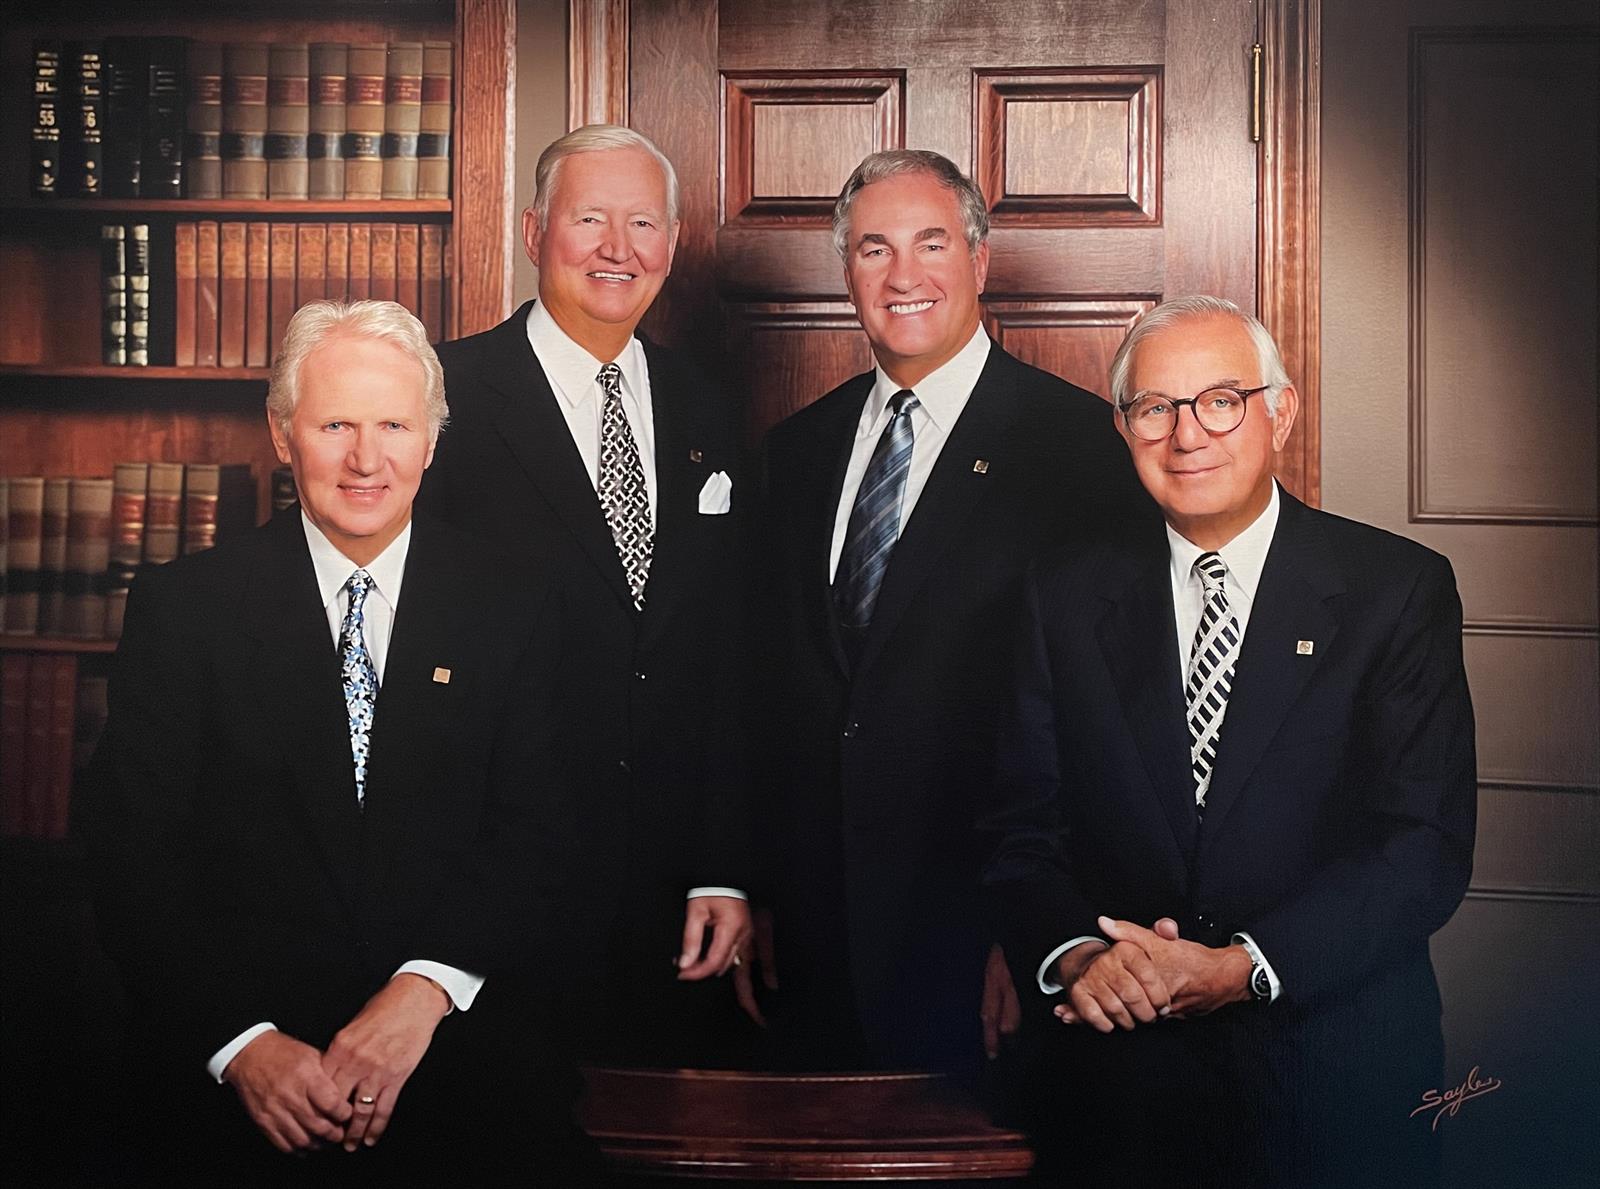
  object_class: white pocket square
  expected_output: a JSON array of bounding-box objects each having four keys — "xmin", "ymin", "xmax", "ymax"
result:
[{"xmin": 698, "ymin": 470, "xmax": 733, "ymax": 514}]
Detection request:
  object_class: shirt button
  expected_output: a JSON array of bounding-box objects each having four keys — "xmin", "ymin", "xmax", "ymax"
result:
[
  {"xmin": 618, "ymin": 759, "xmax": 631, "ymax": 773},
  {"xmin": 842, "ymin": 722, "xmax": 860, "ymax": 739},
  {"xmin": 634, "ymin": 671, "xmax": 647, "ymax": 681}
]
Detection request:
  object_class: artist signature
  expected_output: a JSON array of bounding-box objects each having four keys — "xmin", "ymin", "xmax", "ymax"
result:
[{"xmin": 1409, "ymin": 1065, "xmax": 1503, "ymax": 1130}]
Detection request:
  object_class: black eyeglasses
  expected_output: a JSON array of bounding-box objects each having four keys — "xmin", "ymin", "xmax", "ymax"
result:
[{"xmin": 1117, "ymin": 385, "xmax": 1272, "ymax": 441}]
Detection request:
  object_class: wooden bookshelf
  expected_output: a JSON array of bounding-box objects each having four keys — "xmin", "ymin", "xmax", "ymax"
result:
[
  {"xmin": 0, "ymin": 636, "xmax": 118, "ymax": 655},
  {"xmin": 2, "ymin": 199, "xmax": 453, "ymax": 215},
  {"xmin": 0, "ymin": 365, "xmax": 270, "ymax": 380}
]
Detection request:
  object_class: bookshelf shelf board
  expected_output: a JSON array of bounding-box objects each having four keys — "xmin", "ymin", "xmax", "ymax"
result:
[
  {"xmin": 0, "ymin": 636, "xmax": 117, "ymax": 655},
  {"xmin": 3, "ymin": 200, "xmax": 453, "ymax": 217},
  {"xmin": 0, "ymin": 366, "xmax": 271, "ymax": 381}
]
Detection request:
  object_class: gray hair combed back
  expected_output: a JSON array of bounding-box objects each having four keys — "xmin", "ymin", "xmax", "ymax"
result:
[
  {"xmin": 267, "ymin": 300, "xmax": 449, "ymax": 439},
  {"xmin": 1108, "ymin": 295, "xmax": 1293, "ymax": 417},
  {"xmin": 532, "ymin": 124, "xmax": 680, "ymax": 229},
  {"xmin": 831, "ymin": 150, "xmax": 991, "ymax": 258}
]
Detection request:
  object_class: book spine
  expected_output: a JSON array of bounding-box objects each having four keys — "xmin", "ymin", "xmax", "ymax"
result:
[
  {"xmin": 101, "ymin": 224, "xmax": 127, "ymax": 366},
  {"xmin": 381, "ymin": 43, "xmax": 423, "ymax": 200},
  {"xmin": 395, "ymin": 223, "xmax": 420, "ymax": 317},
  {"xmin": 246, "ymin": 223, "xmax": 270, "ymax": 368},
  {"xmin": 219, "ymin": 222, "xmax": 247, "ymax": 367},
  {"xmin": 369, "ymin": 223, "xmax": 397, "ymax": 302},
  {"xmin": 267, "ymin": 43, "xmax": 309, "ymax": 201},
  {"xmin": 4, "ymin": 479, "xmax": 45, "ymax": 636},
  {"xmin": 102, "ymin": 38, "xmax": 145, "ymax": 199},
  {"xmin": 195, "ymin": 221, "xmax": 220, "ymax": 367},
  {"xmin": 141, "ymin": 38, "xmax": 186, "ymax": 198},
  {"xmin": 107, "ymin": 461, "xmax": 149, "ymax": 643},
  {"xmin": 420, "ymin": 223, "xmax": 444, "ymax": 341},
  {"xmin": 222, "ymin": 43, "xmax": 269, "ymax": 200},
  {"xmin": 174, "ymin": 222, "xmax": 197, "ymax": 366},
  {"xmin": 344, "ymin": 44, "xmax": 386, "ymax": 201},
  {"xmin": 271, "ymin": 465, "xmax": 298, "ymax": 513},
  {"xmin": 296, "ymin": 223, "xmax": 327, "ymax": 308},
  {"xmin": 269, "ymin": 223, "xmax": 297, "ymax": 361},
  {"xmin": 142, "ymin": 463, "xmax": 184, "ymax": 567},
  {"xmin": 23, "ymin": 655, "xmax": 53, "ymax": 835},
  {"xmin": 127, "ymin": 223, "xmax": 151, "ymax": 366},
  {"xmin": 184, "ymin": 42, "xmax": 223, "ymax": 199},
  {"xmin": 65, "ymin": 42, "xmax": 105, "ymax": 197},
  {"xmin": 64, "ymin": 479, "xmax": 113, "ymax": 641},
  {"xmin": 32, "ymin": 41, "xmax": 63, "ymax": 198},
  {"xmin": 325, "ymin": 222, "xmax": 350, "ymax": 304},
  {"xmin": 418, "ymin": 42, "xmax": 452, "ymax": 201},
  {"xmin": 308, "ymin": 43, "xmax": 348, "ymax": 201},
  {"xmin": 0, "ymin": 477, "xmax": 7, "ymax": 629},
  {"xmin": 38, "ymin": 478, "xmax": 71, "ymax": 637},
  {"xmin": 347, "ymin": 222, "xmax": 371, "ymax": 301},
  {"xmin": 183, "ymin": 464, "xmax": 254, "ymax": 554},
  {"xmin": 0, "ymin": 655, "xmax": 29, "ymax": 837},
  {"xmin": 46, "ymin": 655, "xmax": 77, "ymax": 839}
]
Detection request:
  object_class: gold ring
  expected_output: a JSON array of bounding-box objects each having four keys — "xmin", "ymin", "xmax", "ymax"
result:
[
  {"xmin": 357, "ymin": 1095, "xmax": 376, "ymax": 1106},
  {"xmin": 732, "ymin": 954, "xmax": 742, "ymax": 967}
]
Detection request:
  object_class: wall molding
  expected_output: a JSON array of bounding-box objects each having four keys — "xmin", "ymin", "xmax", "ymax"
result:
[{"xmin": 568, "ymin": 0, "xmax": 629, "ymax": 129}]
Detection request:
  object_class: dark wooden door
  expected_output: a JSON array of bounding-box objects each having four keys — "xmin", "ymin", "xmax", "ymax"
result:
[{"xmin": 607, "ymin": 0, "xmax": 1260, "ymax": 444}]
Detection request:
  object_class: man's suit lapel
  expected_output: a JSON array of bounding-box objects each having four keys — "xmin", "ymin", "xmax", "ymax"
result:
[
  {"xmin": 636, "ymin": 339, "xmax": 713, "ymax": 640},
  {"xmin": 239, "ymin": 512, "xmax": 363, "ymax": 909},
  {"xmin": 476, "ymin": 302, "xmax": 633, "ymax": 610},
  {"xmin": 808, "ymin": 375, "xmax": 874, "ymax": 678},
  {"xmin": 854, "ymin": 342, "xmax": 1015, "ymax": 678},
  {"xmin": 1199, "ymin": 491, "xmax": 1345, "ymax": 849},
  {"xmin": 1097, "ymin": 550, "xmax": 1199, "ymax": 863}
]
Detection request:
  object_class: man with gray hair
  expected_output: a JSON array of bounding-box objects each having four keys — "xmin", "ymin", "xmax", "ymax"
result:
[
  {"xmin": 86, "ymin": 300, "xmax": 589, "ymax": 1182},
  {"xmin": 984, "ymin": 295, "xmax": 1476, "ymax": 1185},
  {"xmin": 746, "ymin": 149, "xmax": 1153, "ymax": 1078},
  {"xmin": 418, "ymin": 125, "xmax": 753, "ymax": 1064}
]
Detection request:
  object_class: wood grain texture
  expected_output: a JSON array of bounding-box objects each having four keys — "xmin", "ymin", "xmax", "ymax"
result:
[
  {"xmin": 452, "ymin": 0, "xmax": 517, "ymax": 332},
  {"xmin": 983, "ymin": 299, "xmax": 1157, "ymax": 399},
  {"xmin": 722, "ymin": 300, "xmax": 871, "ymax": 443},
  {"xmin": 1259, "ymin": 0, "xmax": 1322, "ymax": 505},
  {"xmin": 567, "ymin": 0, "xmax": 628, "ymax": 128}
]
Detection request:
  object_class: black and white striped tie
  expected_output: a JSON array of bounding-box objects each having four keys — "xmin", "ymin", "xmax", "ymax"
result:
[{"xmin": 1186, "ymin": 552, "xmax": 1240, "ymax": 815}]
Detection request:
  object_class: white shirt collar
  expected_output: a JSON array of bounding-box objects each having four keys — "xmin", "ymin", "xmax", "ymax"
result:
[
  {"xmin": 864, "ymin": 323, "xmax": 991, "ymax": 436},
  {"xmin": 300, "ymin": 511, "xmax": 413, "ymax": 611},
  {"xmin": 525, "ymin": 300, "xmax": 647, "ymax": 410},
  {"xmin": 1166, "ymin": 481, "xmax": 1281, "ymax": 603}
]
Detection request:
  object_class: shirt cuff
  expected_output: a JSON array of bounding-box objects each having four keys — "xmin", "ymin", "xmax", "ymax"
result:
[
  {"xmin": 394, "ymin": 961, "xmax": 485, "ymax": 1012},
  {"xmin": 207, "ymin": 1022, "xmax": 277, "ymax": 1084},
  {"xmin": 1231, "ymin": 931, "xmax": 1282, "ymax": 1003},
  {"xmin": 1037, "ymin": 936, "xmax": 1109, "ymax": 994},
  {"xmin": 686, "ymin": 887, "xmax": 748, "ymax": 901}
]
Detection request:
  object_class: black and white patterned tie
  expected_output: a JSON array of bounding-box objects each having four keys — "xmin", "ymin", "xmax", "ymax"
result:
[
  {"xmin": 596, "ymin": 362, "xmax": 653, "ymax": 609},
  {"xmin": 339, "ymin": 569, "xmax": 378, "ymax": 810},
  {"xmin": 834, "ymin": 389, "xmax": 920, "ymax": 651},
  {"xmin": 1186, "ymin": 552, "xmax": 1240, "ymax": 815}
]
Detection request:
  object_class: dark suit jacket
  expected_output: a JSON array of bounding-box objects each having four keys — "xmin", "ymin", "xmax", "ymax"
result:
[
  {"xmin": 83, "ymin": 509, "xmax": 572, "ymax": 1172},
  {"xmin": 418, "ymin": 304, "xmax": 748, "ymax": 1007},
  {"xmin": 752, "ymin": 341, "xmax": 1155, "ymax": 1075},
  {"xmin": 984, "ymin": 488, "xmax": 1477, "ymax": 1185}
]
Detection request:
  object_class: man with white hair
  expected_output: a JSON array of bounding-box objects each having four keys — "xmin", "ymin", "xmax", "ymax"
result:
[
  {"xmin": 418, "ymin": 125, "xmax": 752, "ymax": 1063},
  {"xmin": 86, "ymin": 300, "xmax": 588, "ymax": 1182},
  {"xmin": 984, "ymin": 295, "xmax": 1477, "ymax": 1186}
]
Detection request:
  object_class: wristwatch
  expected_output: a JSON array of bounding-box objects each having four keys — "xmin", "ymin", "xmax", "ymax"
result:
[{"xmin": 1249, "ymin": 954, "xmax": 1274, "ymax": 1001}]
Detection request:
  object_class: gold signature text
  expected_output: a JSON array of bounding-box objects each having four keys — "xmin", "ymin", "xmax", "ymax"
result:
[{"xmin": 1409, "ymin": 1065, "xmax": 1503, "ymax": 1131}]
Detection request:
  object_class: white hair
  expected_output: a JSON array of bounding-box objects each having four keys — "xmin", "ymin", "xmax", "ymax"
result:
[
  {"xmin": 1108, "ymin": 295, "xmax": 1292, "ymax": 416},
  {"xmin": 832, "ymin": 149, "xmax": 990, "ymax": 258},
  {"xmin": 267, "ymin": 300, "xmax": 448, "ymax": 440},
  {"xmin": 533, "ymin": 124, "xmax": 680, "ymax": 229}
]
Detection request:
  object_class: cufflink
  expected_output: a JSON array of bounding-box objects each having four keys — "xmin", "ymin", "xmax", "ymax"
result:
[{"xmin": 432, "ymin": 667, "xmax": 452, "ymax": 684}]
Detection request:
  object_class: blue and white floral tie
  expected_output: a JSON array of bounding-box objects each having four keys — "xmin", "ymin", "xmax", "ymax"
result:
[{"xmin": 339, "ymin": 569, "xmax": 379, "ymax": 809}]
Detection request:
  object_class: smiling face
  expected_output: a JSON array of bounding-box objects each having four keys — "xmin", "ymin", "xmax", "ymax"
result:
[
  {"xmin": 841, "ymin": 170, "xmax": 990, "ymax": 388},
  {"xmin": 524, "ymin": 145, "xmax": 680, "ymax": 360},
  {"xmin": 1119, "ymin": 313, "xmax": 1299, "ymax": 550},
  {"xmin": 270, "ymin": 333, "xmax": 435, "ymax": 566}
]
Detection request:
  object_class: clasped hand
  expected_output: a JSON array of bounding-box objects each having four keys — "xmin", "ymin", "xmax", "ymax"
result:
[
  {"xmin": 223, "ymin": 973, "xmax": 450, "ymax": 1154},
  {"xmin": 1052, "ymin": 915, "xmax": 1252, "ymax": 1033}
]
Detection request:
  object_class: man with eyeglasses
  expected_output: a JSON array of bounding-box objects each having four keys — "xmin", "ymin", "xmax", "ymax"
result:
[{"xmin": 984, "ymin": 296, "xmax": 1476, "ymax": 1187}]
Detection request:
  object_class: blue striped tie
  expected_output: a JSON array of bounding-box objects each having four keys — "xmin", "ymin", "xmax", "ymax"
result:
[{"xmin": 835, "ymin": 389, "xmax": 920, "ymax": 655}]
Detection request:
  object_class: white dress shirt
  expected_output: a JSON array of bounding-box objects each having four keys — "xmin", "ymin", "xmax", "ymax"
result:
[
  {"xmin": 525, "ymin": 300, "xmax": 658, "ymax": 521},
  {"xmin": 1036, "ymin": 485, "xmax": 1284, "ymax": 1002},
  {"xmin": 828, "ymin": 325, "xmax": 992, "ymax": 580},
  {"xmin": 205, "ymin": 516, "xmax": 484, "ymax": 1082},
  {"xmin": 523, "ymin": 302, "xmax": 745, "ymax": 909}
]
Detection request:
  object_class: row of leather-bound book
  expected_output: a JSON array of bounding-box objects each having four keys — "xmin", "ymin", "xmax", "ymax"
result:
[
  {"xmin": 0, "ymin": 653, "xmax": 104, "ymax": 842},
  {"xmin": 33, "ymin": 39, "xmax": 453, "ymax": 201}
]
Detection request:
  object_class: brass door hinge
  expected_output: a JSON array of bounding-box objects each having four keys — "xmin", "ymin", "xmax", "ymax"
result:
[{"xmin": 1251, "ymin": 42, "xmax": 1264, "ymax": 143}]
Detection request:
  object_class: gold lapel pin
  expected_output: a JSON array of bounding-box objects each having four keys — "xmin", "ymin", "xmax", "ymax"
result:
[
  {"xmin": 689, "ymin": 448, "xmax": 704, "ymax": 463},
  {"xmin": 432, "ymin": 667, "xmax": 452, "ymax": 684},
  {"xmin": 973, "ymin": 459, "xmax": 990, "ymax": 474},
  {"xmin": 1296, "ymin": 641, "xmax": 1314, "ymax": 655}
]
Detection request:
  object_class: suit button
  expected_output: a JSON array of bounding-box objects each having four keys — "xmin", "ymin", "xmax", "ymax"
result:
[
  {"xmin": 634, "ymin": 671, "xmax": 647, "ymax": 681},
  {"xmin": 618, "ymin": 759, "xmax": 631, "ymax": 773},
  {"xmin": 842, "ymin": 722, "xmax": 860, "ymax": 739}
]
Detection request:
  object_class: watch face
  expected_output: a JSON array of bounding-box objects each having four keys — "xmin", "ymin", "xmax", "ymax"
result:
[{"xmin": 1252, "ymin": 965, "xmax": 1272, "ymax": 998}]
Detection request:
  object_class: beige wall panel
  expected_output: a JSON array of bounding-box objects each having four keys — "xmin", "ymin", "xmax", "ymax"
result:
[
  {"xmin": 1472, "ymin": 785, "xmax": 1600, "ymax": 895},
  {"xmin": 512, "ymin": 0, "xmax": 569, "ymax": 306},
  {"xmin": 1463, "ymin": 632, "xmax": 1599, "ymax": 786}
]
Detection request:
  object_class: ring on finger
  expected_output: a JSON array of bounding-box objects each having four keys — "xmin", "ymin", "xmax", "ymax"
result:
[{"xmin": 356, "ymin": 1095, "xmax": 377, "ymax": 1107}]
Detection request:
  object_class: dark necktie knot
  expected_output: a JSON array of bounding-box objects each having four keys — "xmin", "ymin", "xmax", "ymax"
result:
[{"xmin": 889, "ymin": 389, "xmax": 919, "ymax": 418}]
